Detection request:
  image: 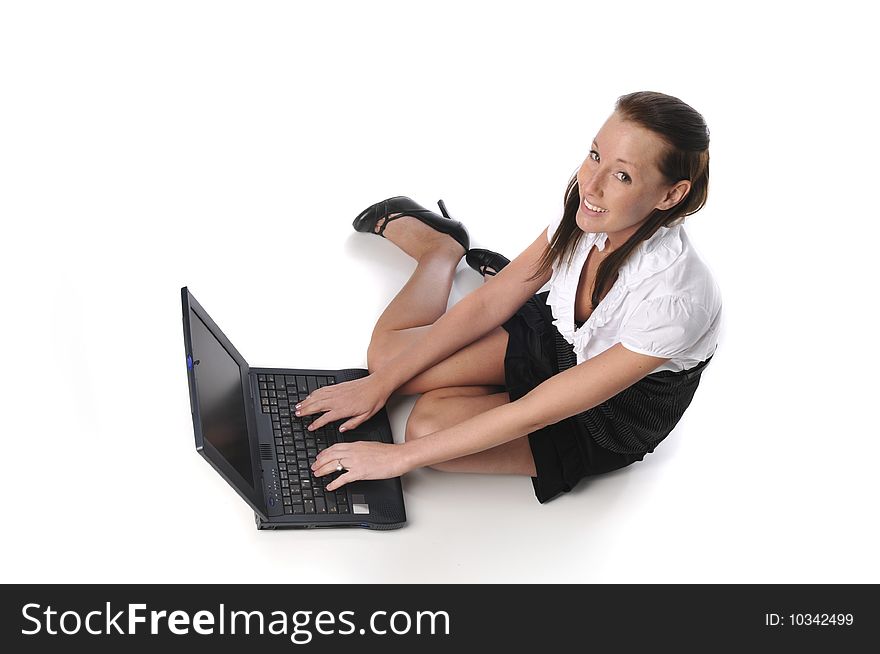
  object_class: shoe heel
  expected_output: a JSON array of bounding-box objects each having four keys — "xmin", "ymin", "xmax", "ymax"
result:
[{"xmin": 437, "ymin": 199, "xmax": 452, "ymax": 220}]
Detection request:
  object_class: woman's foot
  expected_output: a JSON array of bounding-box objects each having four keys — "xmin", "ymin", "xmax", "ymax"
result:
[
  {"xmin": 374, "ymin": 213, "xmax": 466, "ymax": 262},
  {"xmin": 479, "ymin": 264, "xmax": 499, "ymax": 279},
  {"xmin": 465, "ymin": 248, "xmax": 511, "ymax": 280}
]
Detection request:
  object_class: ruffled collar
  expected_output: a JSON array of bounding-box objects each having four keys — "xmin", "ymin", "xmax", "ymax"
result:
[
  {"xmin": 617, "ymin": 224, "xmax": 684, "ymax": 286},
  {"xmin": 573, "ymin": 224, "xmax": 683, "ymax": 285},
  {"xmin": 591, "ymin": 231, "xmax": 609, "ymax": 251},
  {"xmin": 545, "ymin": 224, "xmax": 686, "ymax": 356}
]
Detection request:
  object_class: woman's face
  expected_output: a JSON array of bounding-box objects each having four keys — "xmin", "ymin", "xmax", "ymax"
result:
[{"xmin": 575, "ymin": 112, "xmax": 688, "ymax": 248}]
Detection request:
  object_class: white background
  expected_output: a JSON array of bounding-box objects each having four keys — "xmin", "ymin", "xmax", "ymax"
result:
[{"xmin": 2, "ymin": 0, "xmax": 877, "ymax": 584}]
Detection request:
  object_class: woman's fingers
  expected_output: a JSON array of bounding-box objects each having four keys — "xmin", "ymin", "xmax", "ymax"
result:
[
  {"xmin": 310, "ymin": 451, "xmax": 356, "ymax": 492},
  {"xmin": 294, "ymin": 395, "xmax": 313, "ymax": 414},
  {"xmin": 295, "ymin": 391, "xmax": 329, "ymax": 420},
  {"xmin": 312, "ymin": 456, "xmax": 343, "ymax": 477},
  {"xmin": 296, "ymin": 397, "xmax": 367, "ymax": 432},
  {"xmin": 312, "ymin": 444, "xmax": 343, "ymax": 471},
  {"xmin": 306, "ymin": 410, "xmax": 340, "ymax": 432},
  {"xmin": 338, "ymin": 411, "xmax": 371, "ymax": 432},
  {"xmin": 311, "ymin": 448, "xmax": 357, "ymax": 491},
  {"xmin": 295, "ymin": 379, "xmax": 358, "ymax": 415},
  {"xmin": 312, "ymin": 441, "xmax": 399, "ymax": 492},
  {"xmin": 325, "ymin": 471, "xmax": 355, "ymax": 492}
]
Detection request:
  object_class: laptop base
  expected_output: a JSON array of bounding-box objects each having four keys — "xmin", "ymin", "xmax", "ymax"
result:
[{"xmin": 254, "ymin": 512, "xmax": 406, "ymax": 531}]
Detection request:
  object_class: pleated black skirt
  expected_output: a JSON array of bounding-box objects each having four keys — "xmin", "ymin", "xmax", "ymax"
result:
[{"xmin": 500, "ymin": 290, "xmax": 712, "ymax": 504}]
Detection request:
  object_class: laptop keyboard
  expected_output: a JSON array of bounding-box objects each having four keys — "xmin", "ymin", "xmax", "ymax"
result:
[{"xmin": 257, "ymin": 373, "xmax": 350, "ymax": 515}]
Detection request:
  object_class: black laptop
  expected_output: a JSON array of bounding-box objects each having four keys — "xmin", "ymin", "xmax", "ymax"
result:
[{"xmin": 180, "ymin": 287, "xmax": 407, "ymax": 530}]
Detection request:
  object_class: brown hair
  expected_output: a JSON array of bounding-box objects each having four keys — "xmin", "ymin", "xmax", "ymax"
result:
[{"xmin": 527, "ymin": 91, "xmax": 711, "ymax": 309}]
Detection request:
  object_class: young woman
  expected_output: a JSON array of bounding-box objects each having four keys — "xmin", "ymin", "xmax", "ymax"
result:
[{"xmin": 298, "ymin": 90, "xmax": 721, "ymax": 504}]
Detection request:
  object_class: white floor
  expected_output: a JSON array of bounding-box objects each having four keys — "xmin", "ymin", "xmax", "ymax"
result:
[
  {"xmin": 2, "ymin": 1, "xmax": 877, "ymax": 584},
  {"xmin": 3, "ymin": 221, "xmax": 875, "ymax": 584}
]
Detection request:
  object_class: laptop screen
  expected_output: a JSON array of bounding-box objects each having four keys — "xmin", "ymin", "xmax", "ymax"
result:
[{"xmin": 189, "ymin": 310, "xmax": 255, "ymax": 490}]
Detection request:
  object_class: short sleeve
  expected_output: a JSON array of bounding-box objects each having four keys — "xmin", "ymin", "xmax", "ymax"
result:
[
  {"xmin": 546, "ymin": 212, "xmax": 563, "ymax": 244},
  {"xmin": 619, "ymin": 295, "xmax": 710, "ymax": 359}
]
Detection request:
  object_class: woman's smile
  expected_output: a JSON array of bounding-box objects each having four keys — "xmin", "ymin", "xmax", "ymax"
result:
[{"xmin": 582, "ymin": 197, "xmax": 609, "ymax": 215}]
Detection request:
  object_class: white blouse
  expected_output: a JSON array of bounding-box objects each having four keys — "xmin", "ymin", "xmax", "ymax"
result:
[{"xmin": 543, "ymin": 213, "xmax": 722, "ymax": 373}]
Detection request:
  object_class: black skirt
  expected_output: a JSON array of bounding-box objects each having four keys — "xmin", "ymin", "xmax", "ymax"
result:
[{"xmin": 500, "ymin": 290, "xmax": 713, "ymax": 504}]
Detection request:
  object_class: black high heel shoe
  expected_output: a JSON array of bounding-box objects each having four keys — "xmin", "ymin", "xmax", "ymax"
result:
[
  {"xmin": 465, "ymin": 248, "xmax": 511, "ymax": 277},
  {"xmin": 352, "ymin": 196, "xmax": 470, "ymax": 253}
]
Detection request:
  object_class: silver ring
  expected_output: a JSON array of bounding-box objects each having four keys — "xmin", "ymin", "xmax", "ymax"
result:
[{"xmin": 336, "ymin": 460, "xmax": 343, "ymax": 472}]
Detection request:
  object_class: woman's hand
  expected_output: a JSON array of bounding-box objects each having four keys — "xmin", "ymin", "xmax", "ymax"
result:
[
  {"xmin": 294, "ymin": 373, "xmax": 392, "ymax": 433},
  {"xmin": 311, "ymin": 441, "xmax": 411, "ymax": 492}
]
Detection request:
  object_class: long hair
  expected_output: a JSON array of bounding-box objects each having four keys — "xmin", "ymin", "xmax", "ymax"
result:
[{"xmin": 527, "ymin": 91, "xmax": 711, "ymax": 309}]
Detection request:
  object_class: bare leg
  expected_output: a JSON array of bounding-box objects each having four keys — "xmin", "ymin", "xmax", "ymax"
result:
[
  {"xmin": 369, "ymin": 213, "xmax": 466, "ymax": 336},
  {"xmin": 405, "ymin": 386, "xmax": 537, "ymax": 476},
  {"xmin": 364, "ymin": 214, "xmax": 508, "ymax": 392}
]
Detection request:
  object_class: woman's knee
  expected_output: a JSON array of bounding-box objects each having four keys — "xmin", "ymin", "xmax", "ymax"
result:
[
  {"xmin": 404, "ymin": 391, "xmax": 445, "ymax": 442},
  {"xmin": 404, "ymin": 386, "xmax": 507, "ymax": 443},
  {"xmin": 366, "ymin": 326, "xmax": 431, "ymax": 375},
  {"xmin": 395, "ymin": 329, "xmax": 508, "ymax": 395}
]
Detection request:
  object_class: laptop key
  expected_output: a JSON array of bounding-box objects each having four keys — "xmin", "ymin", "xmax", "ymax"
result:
[
  {"xmin": 315, "ymin": 498, "xmax": 326, "ymax": 513},
  {"xmin": 303, "ymin": 499, "xmax": 315, "ymax": 513},
  {"xmin": 296, "ymin": 377, "xmax": 309, "ymax": 394},
  {"xmin": 292, "ymin": 504, "xmax": 304, "ymax": 514}
]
